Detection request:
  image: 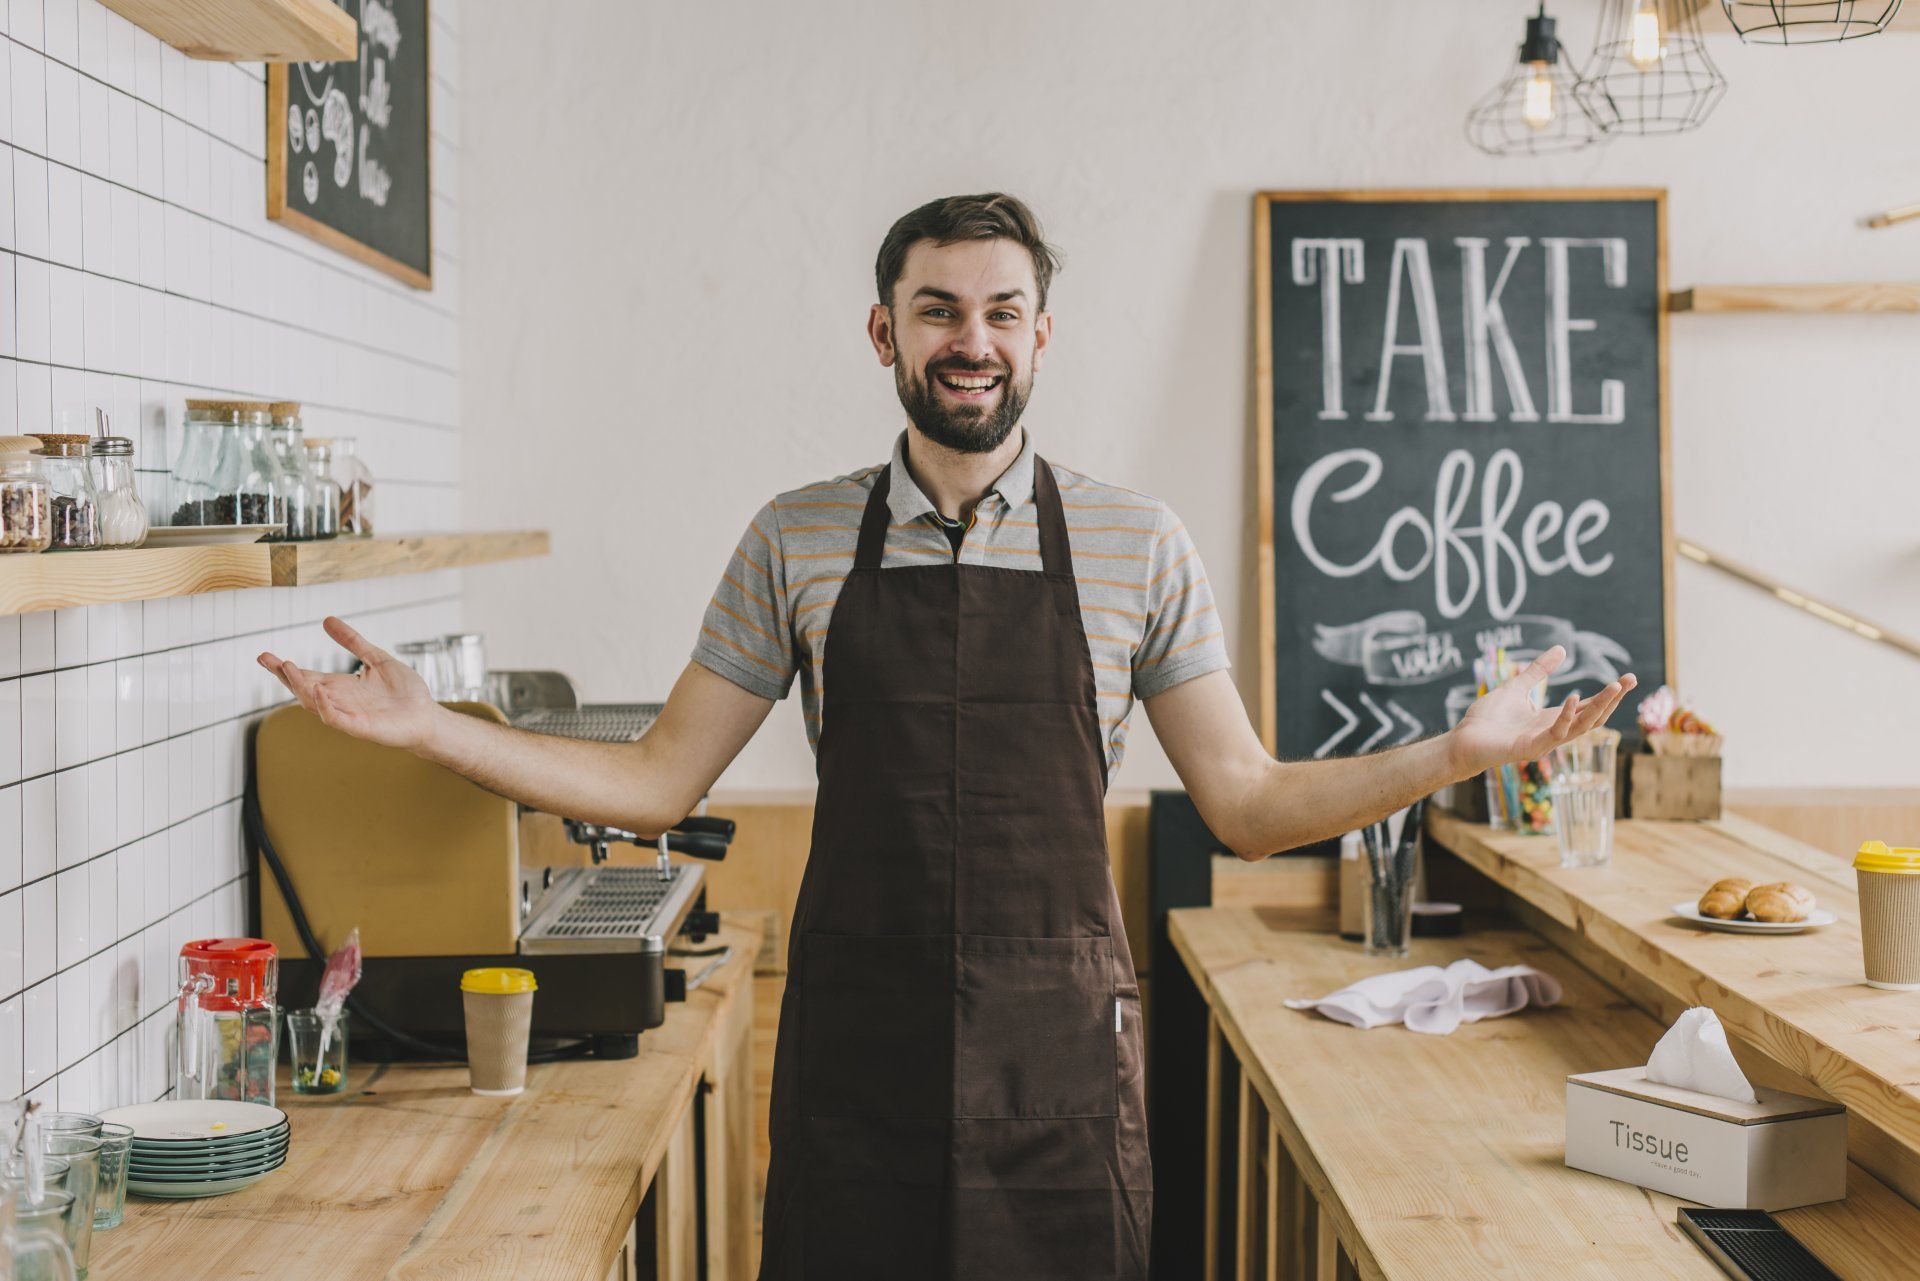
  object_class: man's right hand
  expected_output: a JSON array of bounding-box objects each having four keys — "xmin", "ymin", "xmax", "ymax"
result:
[{"xmin": 257, "ymin": 615, "xmax": 445, "ymax": 752}]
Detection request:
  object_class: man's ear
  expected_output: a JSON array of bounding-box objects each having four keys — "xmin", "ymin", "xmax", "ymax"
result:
[
  {"xmin": 1031, "ymin": 310, "xmax": 1053, "ymax": 373},
  {"xmin": 868, "ymin": 303, "xmax": 896, "ymax": 367}
]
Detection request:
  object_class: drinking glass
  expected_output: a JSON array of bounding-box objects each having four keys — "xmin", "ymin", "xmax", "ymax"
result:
[
  {"xmin": 12, "ymin": 1189, "xmax": 80, "ymax": 1281},
  {"xmin": 1361, "ymin": 817, "xmax": 1422, "ymax": 958},
  {"xmin": 1550, "ymin": 728, "xmax": 1620, "ymax": 868},
  {"xmin": 286, "ymin": 1008, "xmax": 348, "ymax": 1094},
  {"xmin": 38, "ymin": 1115, "xmax": 100, "ymax": 1138},
  {"xmin": 89, "ymin": 1124, "xmax": 132, "ymax": 1231},
  {"xmin": 38, "ymin": 1135, "xmax": 98, "ymax": 1278}
]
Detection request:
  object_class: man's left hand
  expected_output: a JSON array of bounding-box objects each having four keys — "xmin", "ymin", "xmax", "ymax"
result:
[{"xmin": 1446, "ymin": 645, "xmax": 1637, "ymax": 779}]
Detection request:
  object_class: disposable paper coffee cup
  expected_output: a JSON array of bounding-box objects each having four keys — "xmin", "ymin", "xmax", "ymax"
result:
[
  {"xmin": 460, "ymin": 968, "xmax": 536, "ymax": 1095},
  {"xmin": 1854, "ymin": 843, "xmax": 1920, "ymax": 991}
]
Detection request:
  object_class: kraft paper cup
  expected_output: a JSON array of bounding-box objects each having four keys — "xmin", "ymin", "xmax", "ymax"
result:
[
  {"xmin": 461, "ymin": 967, "xmax": 537, "ymax": 1095},
  {"xmin": 1853, "ymin": 842, "xmax": 1920, "ymax": 990}
]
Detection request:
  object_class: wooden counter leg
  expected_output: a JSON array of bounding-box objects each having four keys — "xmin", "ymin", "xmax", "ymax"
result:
[
  {"xmin": 1205, "ymin": 1011, "xmax": 1222, "ymax": 1281},
  {"xmin": 1236, "ymin": 1074, "xmax": 1267, "ymax": 1280},
  {"xmin": 1314, "ymin": 1204, "xmax": 1339, "ymax": 1281},
  {"xmin": 655, "ymin": 1102, "xmax": 699, "ymax": 1281},
  {"xmin": 704, "ymin": 969, "xmax": 756, "ymax": 1280},
  {"xmin": 1264, "ymin": 1124, "xmax": 1281, "ymax": 1281}
]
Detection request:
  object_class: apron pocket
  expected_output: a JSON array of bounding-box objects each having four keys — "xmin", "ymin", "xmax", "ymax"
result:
[
  {"xmin": 956, "ymin": 935, "xmax": 1119, "ymax": 1119},
  {"xmin": 799, "ymin": 933, "xmax": 953, "ymax": 1119}
]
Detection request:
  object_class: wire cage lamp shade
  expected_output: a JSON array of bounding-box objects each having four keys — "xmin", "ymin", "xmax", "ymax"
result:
[
  {"xmin": 1720, "ymin": 0, "xmax": 1904, "ymax": 43},
  {"xmin": 1466, "ymin": 6, "xmax": 1608, "ymax": 156},
  {"xmin": 1575, "ymin": 0, "xmax": 1729, "ymax": 135}
]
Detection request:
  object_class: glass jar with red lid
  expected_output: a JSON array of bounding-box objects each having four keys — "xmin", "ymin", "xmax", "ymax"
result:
[{"xmin": 175, "ymin": 938, "xmax": 280, "ymax": 1106}]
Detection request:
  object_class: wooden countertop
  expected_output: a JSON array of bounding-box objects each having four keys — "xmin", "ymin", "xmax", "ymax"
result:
[
  {"xmin": 1425, "ymin": 811, "xmax": 1920, "ymax": 1192},
  {"xmin": 1171, "ymin": 907, "xmax": 1920, "ymax": 1280},
  {"xmin": 93, "ymin": 917, "xmax": 760, "ymax": 1281}
]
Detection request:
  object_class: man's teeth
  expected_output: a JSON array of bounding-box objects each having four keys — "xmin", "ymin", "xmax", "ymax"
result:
[{"xmin": 939, "ymin": 375, "xmax": 1000, "ymax": 391}]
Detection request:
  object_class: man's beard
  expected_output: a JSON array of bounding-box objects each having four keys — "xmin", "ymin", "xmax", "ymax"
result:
[{"xmin": 895, "ymin": 358, "xmax": 1031, "ymax": 454}]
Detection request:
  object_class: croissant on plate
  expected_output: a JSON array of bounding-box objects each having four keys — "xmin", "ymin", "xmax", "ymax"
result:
[
  {"xmin": 1746, "ymin": 882, "xmax": 1816, "ymax": 923},
  {"xmin": 1697, "ymin": 878, "xmax": 1754, "ymax": 920}
]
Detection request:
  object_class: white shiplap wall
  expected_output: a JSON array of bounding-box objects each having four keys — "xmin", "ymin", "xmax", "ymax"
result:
[{"xmin": 0, "ymin": 0, "xmax": 464, "ymax": 1113}]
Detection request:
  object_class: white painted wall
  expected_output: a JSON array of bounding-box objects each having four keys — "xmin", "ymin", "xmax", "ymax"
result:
[{"xmin": 460, "ymin": 0, "xmax": 1920, "ymax": 793}]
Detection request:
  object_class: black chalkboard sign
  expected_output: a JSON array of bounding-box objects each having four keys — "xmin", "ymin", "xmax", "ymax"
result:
[
  {"xmin": 1255, "ymin": 190, "xmax": 1671, "ymax": 760},
  {"xmin": 266, "ymin": 0, "xmax": 432, "ymax": 289}
]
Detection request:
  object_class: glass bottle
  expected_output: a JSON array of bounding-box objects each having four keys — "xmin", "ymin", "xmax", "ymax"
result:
[
  {"xmin": 266, "ymin": 403, "xmax": 316, "ymax": 541},
  {"xmin": 88, "ymin": 436, "xmax": 148, "ymax": 549},
  {"xmin": 34, "ymin": 437, "xmax": 101, "ymax": 551},
  {"xmin": 332, "ymin": 437, "xmax": 374, "ymax": 537},
  {"xmin": 0, "ymin": 452, "xmax": 51, "ymax": 553},
  {"xmin": 170, "ymin": 401, "xmax": 275, "ymax": 527},
  {"xmin": 302, "ymin": 438, "xmax": 341, "ymax": 539}
]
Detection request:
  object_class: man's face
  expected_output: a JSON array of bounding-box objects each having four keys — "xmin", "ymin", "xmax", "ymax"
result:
[{"xmin": 869, "ymin": 238, "xmax": 1051, "ymax": 454}]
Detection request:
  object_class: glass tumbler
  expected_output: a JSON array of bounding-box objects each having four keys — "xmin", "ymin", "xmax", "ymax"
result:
[
  {"xmin": 1550, "ymin": 727, "xmax": 1621, "ymax": 868},
  {"xmin": 13, "ymin": 1189, "xmax": 80, "ymax": 1281},
  {"xmin": 89, "ymin": 1124, "xmax": 132, "ymax": 1231},
  {"xmin": 38, "ymin": 1115, "xmax": 100, "ymax": 1138},
  {"xmin": 286, "ymin": 1009, "xmax": 348, "ymax": 1094},
  {"xmin": 1361, "ymin": 818, "xmax": 1421, "ymax": 958},
  {"xmin": 39, "ymin": 1135, "xmax": 98, "ymax": 1278}
]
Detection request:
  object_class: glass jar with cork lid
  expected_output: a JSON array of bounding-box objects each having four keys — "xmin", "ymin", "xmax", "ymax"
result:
[
  {"xmin": 0, "ymin": 450, "xmax": 51, "ymax": 553},
  {"xmin": 302, "ymin": 437, "xmax": 342, "ymax": 539},
  {"xmin": 170, "ymin": 400, "xmax": 277, "ymax": 528},
  {"xmin": 266, "ymin": 401, "xmax": 318, "ymax": 541},
  {"xmin": 33, "ymin": 436, "xmax": 102, "ymax": 550}
]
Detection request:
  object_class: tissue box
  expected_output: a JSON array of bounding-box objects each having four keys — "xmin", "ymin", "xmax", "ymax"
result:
[{"xmin": 1565, "ymin": 1068, "xmax": 1845, "ymax": 1209}]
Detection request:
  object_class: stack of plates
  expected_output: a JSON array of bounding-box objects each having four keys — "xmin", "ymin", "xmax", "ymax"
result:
[{"xmin": 98, "ymin": 1100, "xmax": 290, "ymax": 1199}]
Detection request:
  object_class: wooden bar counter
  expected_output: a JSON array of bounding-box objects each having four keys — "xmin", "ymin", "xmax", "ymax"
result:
[{"xmin": 94, "ymin": 917, "xmax": 760, "ymax": 1281}]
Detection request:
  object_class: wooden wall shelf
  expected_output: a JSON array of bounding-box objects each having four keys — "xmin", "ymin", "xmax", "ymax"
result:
[
  {"xmin": 99, "ymin": 0, "xmax": 356, "ymax": 62},
  {"xmin": 0, "ymin": 531, "xmax": 548, "ymax": 616},
  {"xmin": 1669, "ymin": 283, "xmax": 1920, "ymax": 314}
]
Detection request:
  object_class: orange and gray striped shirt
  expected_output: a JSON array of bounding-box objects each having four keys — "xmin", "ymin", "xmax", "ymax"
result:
[{"xmin": 691, "ymin": 429, "xmax": 1229, "ymax": 770}]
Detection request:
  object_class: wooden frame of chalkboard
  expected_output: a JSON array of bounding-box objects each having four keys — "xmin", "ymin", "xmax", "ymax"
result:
[
  {"xmin": 1253, "ymin": 188, "xmax": 1673, "ymax": 759},
  {"xmin": 265, "ymin": 2, "xmax": 433, "ymax": 290}
]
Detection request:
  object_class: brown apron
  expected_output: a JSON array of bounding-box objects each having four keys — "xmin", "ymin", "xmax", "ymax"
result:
[{"xmin": 758, "ymin": 457, "xmax": 1151, "ymax": 1279}]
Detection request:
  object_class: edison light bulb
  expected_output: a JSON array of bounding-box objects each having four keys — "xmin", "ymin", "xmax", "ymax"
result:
[
  {"xmin": 1629, "ymin": 0, "xmax": 1664, "ymax": 70},
  {"xmin": 1521, "ymin": 62, "xmax": 1555, "ymax": 131}
]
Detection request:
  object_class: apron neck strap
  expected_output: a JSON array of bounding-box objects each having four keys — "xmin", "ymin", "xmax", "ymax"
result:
[{"xmin": 853, "ymin": 451, "xmax": 1074, "ymax": 576}]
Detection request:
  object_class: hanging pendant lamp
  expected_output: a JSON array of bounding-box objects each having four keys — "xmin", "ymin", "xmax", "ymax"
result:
[
  {"xmin": 1466, "ymin": 4, "xmax": 1608, "ymax": 156},
  {"xmin": 1720, "ymin": 0, "xmax": 1903, "ymax": 43},
  {"xmin": 1575, "ymin": 0, "xmax": 1729, "ymax": 135}
]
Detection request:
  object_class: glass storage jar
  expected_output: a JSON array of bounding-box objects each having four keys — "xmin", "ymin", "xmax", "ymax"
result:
[
  {"xmin": 266, "ymin": 402, "xmax": 317, "ymax": 541},
  {"xmin": 332, "ymin": 436, "xmax": 374, "ymax": 537},
  {"xmin": 34, "ymin": 437, "xmax": 101, "ymax": 551},
  {"xmin": 302, "ymin": 438, "xmax": 342, "ymax": 538},
  {"xmin": 169, "ymin": 400, "xmax": 277, "ymax": 528},
  {"xmin": 0, "ymin": 452, "xmax": 51, "ymax": 553},
  {"xmin": 88, "ymin": 436, "xmax": 148, "ymax": 549}
]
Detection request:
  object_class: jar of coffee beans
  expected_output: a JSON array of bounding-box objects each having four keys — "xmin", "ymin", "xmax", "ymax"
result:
[
  {"xmin": 0, "ymin": 452, "xmax": 51, "ymax": 553},
  {"xmin": 169, "ymin": 400, "xmax": 277, "ymax": 528},
  {"xmin": 35, "ymin": 435, "xmax": 102, "ymax": 550}
]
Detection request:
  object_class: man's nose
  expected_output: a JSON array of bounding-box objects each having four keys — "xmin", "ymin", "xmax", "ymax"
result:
[{"xmin": 948, "ymin": 316, "xmax": 995, "ymax": 362}]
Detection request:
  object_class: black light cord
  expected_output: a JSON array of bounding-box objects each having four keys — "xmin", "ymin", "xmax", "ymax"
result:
[{"xmin": 241, "ymin": 730, "xmax": 592, "ymax": 1066}]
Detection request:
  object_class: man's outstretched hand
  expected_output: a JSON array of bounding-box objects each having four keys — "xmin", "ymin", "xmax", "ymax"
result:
[
  {"xmin": 257, "ymin": 616, "xmax": 441, "ymax": 752},
  {"xmin": 1446, "ymin": 644, "xmax": 1636, "ymax": 778}
]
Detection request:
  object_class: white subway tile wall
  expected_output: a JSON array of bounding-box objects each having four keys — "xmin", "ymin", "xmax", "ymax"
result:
[{"xmin": 0, "ymin": 0, "xmax": 465, "ymax": 1113}]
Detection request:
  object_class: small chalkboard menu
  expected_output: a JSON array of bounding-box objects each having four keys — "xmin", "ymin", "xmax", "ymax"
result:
[
  {"xmin": 267, "ymin": 0, "xmax": 432, "ymax": 289},
  {"xmin": 1255, "ymin": 189, "xmax": 1671, "ymax": 760}
]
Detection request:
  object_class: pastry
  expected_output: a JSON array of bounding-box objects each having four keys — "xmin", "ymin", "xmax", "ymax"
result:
[
  {"xmin": 1746, "ymin": 882, "xmax": 1816, "ymax": 923},
  {"xmin": 1697, "ymin": 878, "xmax": 1753, "ymax": 920}
]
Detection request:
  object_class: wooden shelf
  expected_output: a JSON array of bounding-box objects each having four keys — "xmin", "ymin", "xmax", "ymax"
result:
[
  {"xmin": 269, "ymin": 530, "xmax": 550, "ymax": 586},
  {"xmin": 99, "ymin": 0, "xmax": 356, "ymax": 62},
  {"xmin": 0, "ymin": 531, "xmax": 547, "ymax": 616},
  {"xmin": 1668, "ymin": 283, "xmax": 1920, "ymax": 313}
]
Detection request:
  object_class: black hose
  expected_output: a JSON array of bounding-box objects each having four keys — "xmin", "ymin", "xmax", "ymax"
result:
[{"xmin": 242, "ymin": 726, "xmax": 592, "ymax": 1065}]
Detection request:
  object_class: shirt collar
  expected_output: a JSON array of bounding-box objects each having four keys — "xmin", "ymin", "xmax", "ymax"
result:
[{"xmin": 885, "ymin": 429, "xmax": 1036, "ymax": 525}]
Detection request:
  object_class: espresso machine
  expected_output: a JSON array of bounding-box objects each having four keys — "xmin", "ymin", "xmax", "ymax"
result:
[{"xmin": 250, "ymin": 672, "xmax": 733, "ymax": 1060}]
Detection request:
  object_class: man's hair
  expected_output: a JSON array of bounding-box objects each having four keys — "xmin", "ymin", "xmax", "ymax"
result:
[{"xmin": 875, "ymin": 193, "xmax": 1063, "ymax": 312}]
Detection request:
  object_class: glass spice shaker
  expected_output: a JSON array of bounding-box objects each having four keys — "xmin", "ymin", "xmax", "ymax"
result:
[
  {"xmin": 332, "ymin": 436, "xmax": 374, "ymax": 537},
  {"xmin": 34, "ymin": 436, "xmax": 102, "ymax": 551},
  {"xmin": 88, "ymin": 434, "xmax": 148, "ymax": 549},
  {"xmin": 0, "ymin": 452, "xmax": 51, "ymax": 553},
  {"xmin": 302, "ymin": 438, "xmax": 341, "ymax": 538}
]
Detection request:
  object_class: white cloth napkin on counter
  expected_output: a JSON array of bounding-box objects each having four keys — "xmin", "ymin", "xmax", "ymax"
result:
[{"xmin": 1283, "ymin": 958, "xmax": 1563, "ymax": 1035}]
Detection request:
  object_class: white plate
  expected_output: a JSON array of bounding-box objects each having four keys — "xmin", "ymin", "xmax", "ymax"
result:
[
  {"xmin": 141, "ymin": 524, "xmax": 281, "ymax": 546},
  {"xmin": 128, "ymin": 1169, "xmax": 274, "ymax": 1198},
  {"xmin": 1670, "ymin": 902, "xmax": 1837, "ymax": 934},
  {"xmin": 102, "ymin": 1100, "xmax": 287, "ymax": 1142}
]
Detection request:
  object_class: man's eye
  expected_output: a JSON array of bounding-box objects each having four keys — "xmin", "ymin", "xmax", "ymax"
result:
[
  {"xmin": 923, "ymin": 308, "xmax": 952, "ymax": 319},
  {"xmin": 991, "ymin": 311, "xmax": 1018, "ymax": 322}
]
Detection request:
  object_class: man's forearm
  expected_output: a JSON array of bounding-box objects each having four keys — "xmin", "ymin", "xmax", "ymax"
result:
[
  {"xmin": 1227, "ymin": 733, "xmax": 1464, "ymax": 858},
  {"xmin": 417, "ymin": 705, "xmax": 697, "ymax": 834}
]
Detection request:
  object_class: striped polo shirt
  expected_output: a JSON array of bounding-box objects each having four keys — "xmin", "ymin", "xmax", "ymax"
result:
[{"xmin": 691, "ymin": 429, "xmax": 1229, "ymax": 770}]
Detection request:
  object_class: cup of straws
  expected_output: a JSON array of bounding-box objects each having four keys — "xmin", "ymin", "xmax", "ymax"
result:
[
  {"xmin": 1476, "ymin": 646, "xmax": 1554, "ymax": 835},
  {"xmin": 1360, "ymin": 797, "xmax": 1427, "ymax": 959}
]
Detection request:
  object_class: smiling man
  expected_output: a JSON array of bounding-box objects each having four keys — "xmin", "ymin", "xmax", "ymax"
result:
[{"xmin": 257, "ymin": 192, "xmax": 1633, "ymax": 1280}]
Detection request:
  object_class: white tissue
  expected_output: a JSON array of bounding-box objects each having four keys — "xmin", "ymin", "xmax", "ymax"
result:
[{"xmin": 1645, "ymin": 1007, "xmax": 1756, "ymax": 1104}]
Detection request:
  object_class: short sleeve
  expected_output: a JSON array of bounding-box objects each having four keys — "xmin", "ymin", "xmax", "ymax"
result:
[
  {"xmin": 1131, "ymin": 505, "xmax": 1230, "ymax": 699},
  {"xmin": 690, "ymin": 501, "xmax": 797, "ymax": 700}
]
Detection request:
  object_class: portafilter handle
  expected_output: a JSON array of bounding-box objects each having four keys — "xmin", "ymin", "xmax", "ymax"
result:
[{"xmin": 561, "ymin": 819, "xmax": 735, "ymax": 871}]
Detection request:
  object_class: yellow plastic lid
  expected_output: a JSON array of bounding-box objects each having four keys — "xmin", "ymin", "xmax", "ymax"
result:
[
  {"xmin": 1854, "ymin": 841, "xmax": 1920, "ymax": 874},
  {"xmin": 461, "ymin": 967, "xmax": 537, "ymax": 994}
]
